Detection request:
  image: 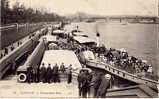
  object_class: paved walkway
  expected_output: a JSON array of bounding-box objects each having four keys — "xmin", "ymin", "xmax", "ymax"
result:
[
  {"xmin": 0, "ymin": 76, "xmax": 79, "ymax": 98},
  {"xmin": 0, "ymin": 30, "xmax": 41, "ymax": 59}
]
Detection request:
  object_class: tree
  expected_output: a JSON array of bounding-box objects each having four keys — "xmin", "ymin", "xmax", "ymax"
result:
[{"xmin": 1, "ymin": 0, "xmax": 67, "ymax": 25}]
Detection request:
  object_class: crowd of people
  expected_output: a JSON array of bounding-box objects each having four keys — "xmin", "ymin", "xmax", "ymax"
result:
[
  {"xmin": 0, "ymin": 28, "xmax": 47, "ymax": 60},
  {"xmin": 0, "ymin": 31, "xmax": 40, "ymax": 60},
  {"xmin": 77, "ymin": 69, "xmax": 92, "ymax": 98},
  {"xmin": 44, "ymin": 33, "xmax": 113, "ymax": 98},
  {"xmin": 50, "ymin": 27, "xmax": 152, "ymax": 78},
  {"xmin": 77, "ymin": 70, "xmax": 112, "ymax": 98},
  {"xmin": 63, "ymin": 37, "xmax": 151, "ymax": 77},
  {"xmin": 94, "ymin": 46, "xmax": 152, "ymax": 76},
  {"xmin": 26, "ymin": 63, "xmax": 73, "ymax": 84},
  {"xmin": 65, "ymin": 36, "xmax": 152, "ymax": 76},
  {"xmin": 0, "ymin": 41, "xmax": 23, "ymax": 59}
]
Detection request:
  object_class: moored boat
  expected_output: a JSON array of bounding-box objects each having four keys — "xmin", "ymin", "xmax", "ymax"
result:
[
  {"xmin": 63, "ymin": 24, "xmax": 158, "ymax": 90},
  {"xmin": 66, "ymin": 24, "xmax": 158, "ymax": 97},
  {"xmin": 0, "ymin": 23, "xmax": 158, "ymax": 98}
]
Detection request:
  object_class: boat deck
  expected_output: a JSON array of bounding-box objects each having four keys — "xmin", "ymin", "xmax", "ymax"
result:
[
  {"xmin": 86, "ymin": 58, "xmax": 158, "ymax": 89},
  {"xmin": 98, "ymin": 57, "xmax": 158, "ymax": 81}
]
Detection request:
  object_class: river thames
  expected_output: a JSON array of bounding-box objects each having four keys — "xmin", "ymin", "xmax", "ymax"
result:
[{"xmin": 65, "ymin": 22, "xmax": 158, "ymax": 75}]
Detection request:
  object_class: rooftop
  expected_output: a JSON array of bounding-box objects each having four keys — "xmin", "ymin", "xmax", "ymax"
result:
[{"xmin": 40, "ymin": 50, "xmax": 82, "ymax": 70}]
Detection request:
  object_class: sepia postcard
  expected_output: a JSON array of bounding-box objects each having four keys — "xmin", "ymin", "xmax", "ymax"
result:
[{"xmin": 0, "ymin": 0, "xmax": 159, "ymax": 98}]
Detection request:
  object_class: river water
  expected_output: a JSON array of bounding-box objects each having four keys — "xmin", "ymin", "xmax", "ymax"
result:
[{"xmin": 65, "ymin": 22, "xmax": 158, "ymax": 75}]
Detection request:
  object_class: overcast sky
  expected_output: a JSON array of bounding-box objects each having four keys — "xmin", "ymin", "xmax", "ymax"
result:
[{"xmin": 9, "ymin": 0, "xmax": 158, "ymax": 16}]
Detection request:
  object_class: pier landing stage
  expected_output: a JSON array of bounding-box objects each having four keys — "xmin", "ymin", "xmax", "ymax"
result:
[{"xmin": 0, "ymin": 76, "xmax": 79, "ymax": 98}]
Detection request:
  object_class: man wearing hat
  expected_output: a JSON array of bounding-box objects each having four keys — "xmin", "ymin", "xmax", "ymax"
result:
[
  {"xmin": 52, "ymin": 63, "xmax": 60, "ymax": 83},
  {"xmin": 32, "ymin": 65, "xmax": 38, "ymax": 83},
  {"xmin": 97, "ymin": 74, "xmax": 111, "ymax": 98},
  {"xmin": 27, "ymin": 66, "xmax": 33, "ymax": 83},
  {"xmin": 92, "ymin": 73, "xmax": 102, "ymax": 97},
  {"xmin": 67, "ymin": 64, "xmax": 72, "ymax": 84},
  {"xmin": 40, "ymin": 63, "xmax": 46, "ymax": 83},
  {"xmin": 60, "ymin": 62, "xmax": 65, "ymax": 73},
  {"xmin": 46, "ymin": 64, "xmax": 52, "ymax": 83},
  {"xmin": 77, "ymin": 70, "xmax": 84, "ymax": 97}
]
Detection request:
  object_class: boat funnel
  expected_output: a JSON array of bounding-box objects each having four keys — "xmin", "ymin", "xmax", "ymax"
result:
[{"xmin": 96, "ymin": 32, "xmax": 100, "ymax": 47}]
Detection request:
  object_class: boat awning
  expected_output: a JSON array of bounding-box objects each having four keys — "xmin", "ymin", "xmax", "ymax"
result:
[
  {"xmin": 73, "ymin": 36, "xmax": 96, "ymax": 44},
  {"xmin": 71, "ymin": 29, "xmax": 82, "ymax": 33},
  {"xmin": 40, "ymin": 35, "xmax": 57, "ymax": 42},
  {"xmin": 54, "ymin": 24, "xmax": 60, "ymax": 27},
  {"xmin": 73, "ymin": 32, "xmax": 88, "ymax": 37},
  {"xmin": 40, "ymin": 50, "xmax": 82, "ymax": 70},
  {"xmin": 53, "ymin": 30, "xmax": 65, "ymax": 34}
]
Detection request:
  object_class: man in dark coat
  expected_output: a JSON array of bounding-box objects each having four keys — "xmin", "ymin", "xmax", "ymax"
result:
[
  {"xmin": 40, "ymin": 63, "xmax": 46, "ymax": 83},
  {"xmin": 77, "ymin": 70, "xmax": 84, "ymax": 97},
  {"xmin": 32, "ymin": 65, "xmax": 38, "ymax": 82},
  {"xmin": 86, "ymin": 71, "xmax": 93, "ymax": 97},
  {"xmin": 67, "ymin": 64, "xmax": 72, "ymax": 84},
  {"xmin": 96, "ymin": 74, "xmax": 111, "ymax": 98},
  {"xmin": 79, "ymin": 70, "xmax": 93, "ymax": 98},
  {"xmin": 60, "ymin": 62, "xmax": 65, "ymax": 73},
  {"xmin": 10, "ymin": 45, "xmax": 14, "ymax": 51},
  {"xmin": 52, "ymin": 63, "xmax": 59, "ymax": 83},
  {"xmin": 11, "ymin": 61, "xmax": 16, "ymax": 74},
  {"xmin": 46, "ymin": 64, "xmax": 52, "ymax": 83},
  {"xmin": 27, "ymin": 66, "xmax": 33, "ymax": 83},
  {"xmin": 4, "ymin": 48, "xmax": 8, "ymax": 55},
  {"xmin": 93, "ymin": 73, "xmax": 102, "ymax": 97},
  {"xmin": 80, "ymin": 70, "xmax": 92, "ymax": 98}
]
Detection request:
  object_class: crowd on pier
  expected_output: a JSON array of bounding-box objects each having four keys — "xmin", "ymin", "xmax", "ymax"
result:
[
  {"xmin": 0, "ymin": 32, "xmax": 39, "ymax": 60},
  {"xmin": 0, "ymin": 41, "xmax": 23, "ymax": 59},
  {"xmin": 77, "ymin": 70, "xmax": 112, "ymax": 98},
  {"xmin": 26, "ymin": 62, "xmax": 73, "ymax": 84}
]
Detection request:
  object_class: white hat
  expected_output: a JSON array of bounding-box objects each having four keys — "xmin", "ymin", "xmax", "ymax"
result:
[{"xmin": 105, "ymin": 74, "xmax": 111, "ymax": 79}]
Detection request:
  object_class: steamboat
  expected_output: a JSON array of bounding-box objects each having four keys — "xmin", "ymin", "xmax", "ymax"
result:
[{"xmin": 0, "ymin": 22, "xmax": 158, "ymax": 98}]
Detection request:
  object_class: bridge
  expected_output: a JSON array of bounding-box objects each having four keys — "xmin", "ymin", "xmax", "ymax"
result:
[{"xmin": 84, "ymin": 16, "xmax": 159, "ymax": 24}]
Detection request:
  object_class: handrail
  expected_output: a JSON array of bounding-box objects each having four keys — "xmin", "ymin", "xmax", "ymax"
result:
[
  {"xmin": 102, "ymin": 62, "xmax": 158, "ymax": 83},
  {"xmin": 0, "ymin": 27, "xmax": 47, "ymax": 79},
  {"xmin": 87, "ymin": 60, "xmax": 158, "ymax": 87}
]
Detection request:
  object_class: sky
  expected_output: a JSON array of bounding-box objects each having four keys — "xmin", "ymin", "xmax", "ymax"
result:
[{"xmin": 9, "ymin": 0, "xmax": 158, "ymax": 16}]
